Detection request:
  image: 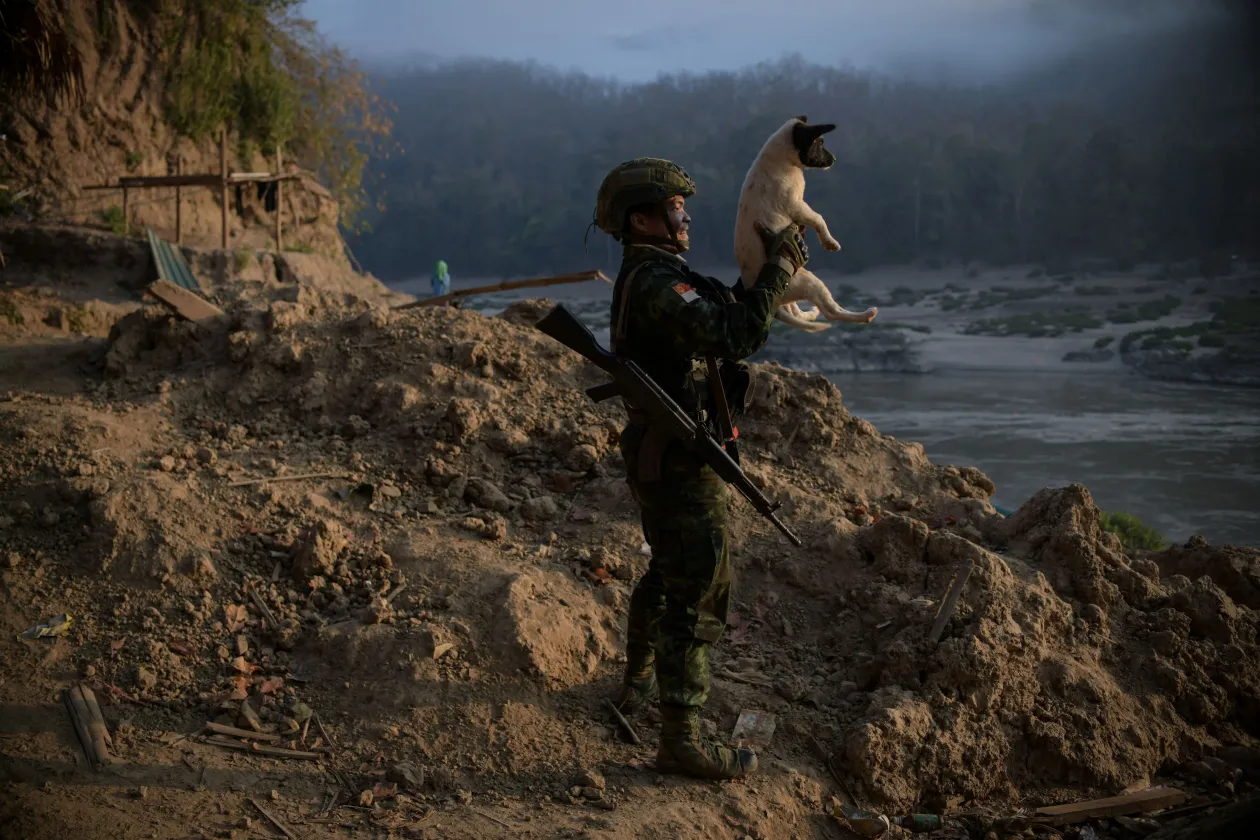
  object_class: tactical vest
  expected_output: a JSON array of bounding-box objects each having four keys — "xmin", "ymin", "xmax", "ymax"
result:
[{"xmin": 610, "ymin": 253, "xmax": 753, "ymax": 480}]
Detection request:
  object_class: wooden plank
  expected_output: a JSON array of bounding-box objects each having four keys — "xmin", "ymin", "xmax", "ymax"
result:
[
  {"xmin": 62, "ymin": 687, "xmax": 100, "ymax": 768},
  {"xmin": 1034, "ymin": 787, "xmax": 1186, "ymax": 826},
  {"xmin": 392, "ymin": 269, "xmax": 611, "ymax": 311},
  {"xmin": 204, "ymin": 722, "xmax": 281, "ymax": 742},
  {"xmin": 146, "ymin": 278, "xmax": 224, "ymax": 322},
  {"xmin": 204, "ymin": 736, "xmax": 322, "ymax": 761},
  {"xmin": 115, "ymin": 174, "xmax": 224, "ymax": 189}
]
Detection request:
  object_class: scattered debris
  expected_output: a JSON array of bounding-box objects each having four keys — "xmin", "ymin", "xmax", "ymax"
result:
[
  {"xmin": 245, "ymin": 581, "xmax": 279, "ymax": 630},
  {"xmin": 19, "ymin": 613, "xmax": 72, "ymax": 641},
  {"xmin": 471, "ymin": 808, "xmax": 513, "ymax": 830},
  {"xmin": 248, "ymin": 797, "xmax": 299, "ymax": 840},
  {"xmin": 731, "ymin": 709, "xmax": 776, "ymax": 750},
  {"xmin": 716, "ymin": 668, "xmax": 773, "ymax": 687},
  {"xmin": 145, "ymin": 278, "xmax": 224, "ymax": 322},
  {"xmin": 62, "ymin": 683, "xmax": 113, "ymax": 768},
  {"xmin": 205, "ymin": 736, "xmax": 323, "ymax": 761},
  {"xmin": 892, "ymin": 814, "xmax": 944, "ymax": 832},
  {"xmin": 227, "ymin": 471, "xmax": 348, "ymax": 488},
  {"xmin": 831, "ymin": 802, "xmax": 891, "ymax": 837},
  {"xmin": 205, "ymin": 722, "xmax": 281, "ymax": 742},
  {"xmin": 927, "ymin": 562, "xmax": 974, "ymax": 645},
  {"xmin": 1033, "ymin": 786, "xmax": 1187, "ymax": 826},
  {"xmin": 602, "ymin": 697, "xmax": 641, "ymax": 746}
]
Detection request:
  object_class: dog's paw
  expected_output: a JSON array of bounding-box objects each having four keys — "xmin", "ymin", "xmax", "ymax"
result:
[
  {"xmin": 862, "ymin": 307, "xmax": 878, "ymax": 323},
  {"xmin": 822, "ymin": 237, "xmax": 842, "ymax": 252}
]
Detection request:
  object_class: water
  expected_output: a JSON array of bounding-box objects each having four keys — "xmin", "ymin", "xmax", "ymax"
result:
[
  {"xmin": 405, "ymin": 279, "xmax": 1260, "ymax": 547},
  {"xmin": 828, "ymin": 371, "xmax": 1260, "ymax": 546}
]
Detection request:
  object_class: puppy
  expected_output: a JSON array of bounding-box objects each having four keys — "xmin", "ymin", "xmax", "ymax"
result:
[{"xmin": 734, "ymin": 116, "xmax": 877, "ymax": 332}]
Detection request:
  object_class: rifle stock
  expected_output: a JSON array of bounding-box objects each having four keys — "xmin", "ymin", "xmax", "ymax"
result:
[{"xmin": 534, "ymin": 304, "xmax": 802, "ymax": 548}]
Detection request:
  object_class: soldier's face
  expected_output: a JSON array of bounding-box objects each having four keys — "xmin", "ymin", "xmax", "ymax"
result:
[{"xmin": 630, "ymin": 196, "xmax": 690, "ymax": 251}]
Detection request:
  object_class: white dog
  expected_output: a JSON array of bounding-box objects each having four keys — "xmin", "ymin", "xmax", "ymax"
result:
[{"xmin": 734, "ymin": 116, "xmax": 878, "ymax": 332}]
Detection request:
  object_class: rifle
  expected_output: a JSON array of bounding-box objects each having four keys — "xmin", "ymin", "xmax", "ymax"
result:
[{"xmin": 534, "ymin": 304, "xmax": 802, "ymax": 548}]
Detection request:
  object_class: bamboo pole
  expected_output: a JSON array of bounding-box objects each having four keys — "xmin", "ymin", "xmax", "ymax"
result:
[
  {"xmin": 274, "ymin": 144, "xmax": 283, "ymax": 252},
  {"xmin": 219, "ymin": 130, "xmax": 228, "ymax": 249},
  {"xmin": 392, "ymin": 269, "xmax": 612, "ymax": 311},
  {"xmin": 174, "ymin": 156, "xmax": 182, "ymax": 245}
]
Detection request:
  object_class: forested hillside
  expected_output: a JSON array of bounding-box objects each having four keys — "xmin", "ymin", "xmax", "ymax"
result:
[{"xmin": 353, "ymin": 9, "xmax": 1257, "ymax": 280}]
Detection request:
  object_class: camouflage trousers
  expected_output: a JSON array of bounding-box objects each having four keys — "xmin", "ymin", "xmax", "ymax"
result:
[{"xmin": 620, "ymin": 425, "xmax": 732, "ymax": 709}]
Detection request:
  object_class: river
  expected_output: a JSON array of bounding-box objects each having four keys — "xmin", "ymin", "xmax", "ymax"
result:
[{"xmin": 395, "ymin": 275, "xmax": 1260, "ymax": 547}]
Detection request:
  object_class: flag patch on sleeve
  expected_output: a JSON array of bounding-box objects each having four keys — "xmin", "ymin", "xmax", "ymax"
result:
[{"xmin": 672, "ymin": 282, "xmax": 700, "ymax": 303}]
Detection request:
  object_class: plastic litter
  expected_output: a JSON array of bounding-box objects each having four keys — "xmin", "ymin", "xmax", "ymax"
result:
[{"xmin": 19, "ymin": 613, "xmax": 73, "ymax": 641}]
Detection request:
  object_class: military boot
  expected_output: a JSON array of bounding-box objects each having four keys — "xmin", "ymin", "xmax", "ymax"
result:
[
  {"xmin": 612, "ymin": 670, "xmax": 657, "ymax": 717},
  {"xmin": 656, "ymin": 704, "xmax": 757, "ymax": 780}
]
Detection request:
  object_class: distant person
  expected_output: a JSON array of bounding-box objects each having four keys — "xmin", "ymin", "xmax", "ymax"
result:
[{"xmin": 431, "ymin": 259, "xmax": 450, "ymax": 297}]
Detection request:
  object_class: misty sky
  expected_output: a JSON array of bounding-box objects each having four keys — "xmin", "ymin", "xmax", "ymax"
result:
[{"xmin": 299, "ymin": 0, "xmax": 1209, "ymax": 82}]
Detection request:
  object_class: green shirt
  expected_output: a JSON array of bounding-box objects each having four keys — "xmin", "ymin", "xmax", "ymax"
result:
[{"xmin": 610, "ymin": 244, "xmax": 790, "ymax": 410}]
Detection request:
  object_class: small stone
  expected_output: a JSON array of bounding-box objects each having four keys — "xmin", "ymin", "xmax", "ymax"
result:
[
  {"xmin": 362, "ymin": 596, "xmax": 393, "ymax": 624},
  {"xmin": 580, "ymin": 786, "xmax": 603, "ymax": 801},
  {"xmin": 575, "ymin": 769, "xmax": 605, "ymax": 791},
  {"xmin": 388, "ymin": 762, "xmax": 426, "ymax": 792},
  {"xmin": 269, "ymin": 790, "xmax": 280, "ymax": 801},
  {"xmin": 157, "ymin": 456, "xmax": 176, "ymax": 472},
  {"xmin": 358, "ymin": 790, "xmax": 374, "ymax": 807},
  {"xmin": 135, "ymin": 785, "xmax": 148, "ymax": 800},
  {"xmin": 378, "ymin": 483, "xmax": 402, "ymax": 499},
  {"xmin": 195, "ymin": 446, "xmax": 218, "ymax": 465},
  {"xmin": 136, "ymin": 667, "xmax": 158, "ymax": 693},
  {"xmin": 83, "ymin": 664, "xmax": 97, "ymax": 678}
]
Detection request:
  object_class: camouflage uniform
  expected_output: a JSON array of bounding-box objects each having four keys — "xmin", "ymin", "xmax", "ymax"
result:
[
  {"xmin": 612, "ymin": 243, "xmax": 789, "ymax": 711},
  {"xmin": 593, "ymin": 158, "xmax": 801, "ymax": 779}
]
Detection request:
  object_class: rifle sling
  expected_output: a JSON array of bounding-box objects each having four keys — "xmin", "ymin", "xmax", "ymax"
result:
[{"xmin": 705, "ymin": 356, "xmax": 735, "ymax": 443}]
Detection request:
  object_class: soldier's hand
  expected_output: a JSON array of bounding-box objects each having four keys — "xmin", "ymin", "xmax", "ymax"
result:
[{"xmin": 755, "ymin": 222, "xmax": 809, "ymax": 272}]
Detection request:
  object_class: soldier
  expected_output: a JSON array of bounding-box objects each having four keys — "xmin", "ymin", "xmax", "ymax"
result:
[{"xmin": 593, "ymin": 158, "xmax": 809, "ymax": 779}]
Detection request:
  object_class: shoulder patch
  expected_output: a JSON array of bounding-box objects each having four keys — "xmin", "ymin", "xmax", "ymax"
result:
[{"xmin": 672, "ymin": 282, "xmax": 700, "ymax": 303}]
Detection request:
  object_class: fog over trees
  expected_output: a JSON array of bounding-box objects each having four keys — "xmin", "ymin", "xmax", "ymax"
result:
[{"xmin": 350, "ymin": 3, "xmax": 1257, "ymax": 280}]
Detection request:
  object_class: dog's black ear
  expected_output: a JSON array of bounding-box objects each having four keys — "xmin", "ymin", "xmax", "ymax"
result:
[
  {"xmin": 793, "ymin": 121, "xmax": 835, "ymax": 154},
  {"xmin": 793, "ymin": 114, "xmax": 808, "ymax": 123}
]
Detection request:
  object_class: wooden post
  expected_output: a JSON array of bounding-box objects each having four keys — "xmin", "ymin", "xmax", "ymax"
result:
[
  {"xmin": 174, "ymin": 156, "xmax": 182, "ymax": 245},
  {"xmin": 219, "ymin": 130, "xmax": 228, "ymax": 250},
  {"xmin": 274, "ymin": 143, "xmax": 283, "ymax": 252},
  {"xmin": 121, "ymin": 186, "xmax": 129, "ymax": 236}
]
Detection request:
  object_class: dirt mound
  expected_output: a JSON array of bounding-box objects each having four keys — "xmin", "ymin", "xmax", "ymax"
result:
[
  {"xmin": 3, "ymin": 288, "xmax": 1258, "ymax": 838},
  {"xmin": 0, "ymin": 286, "xmax": 133, "ymax": 339},
  {"xmin": 1151, "ymin": 537, "xmax": 1260, "ymax": 610},
  {"xmin": 839, "ymin": 485, "xmax": 1259, "ymax": 809}
]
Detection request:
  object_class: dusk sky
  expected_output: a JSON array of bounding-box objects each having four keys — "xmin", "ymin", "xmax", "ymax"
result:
[{"xmin": 298, "ymin": 0, "xmax": 1210, "ymax": 83}]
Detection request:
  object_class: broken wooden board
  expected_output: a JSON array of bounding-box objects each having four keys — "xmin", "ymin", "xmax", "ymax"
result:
[
  {"xmin": 146, "ymin": 278, "xmax": 223, "ymax": 322},
  {"xmin": 1034, "ymin": 786, "xmax": 1187, "ymax": 826}
]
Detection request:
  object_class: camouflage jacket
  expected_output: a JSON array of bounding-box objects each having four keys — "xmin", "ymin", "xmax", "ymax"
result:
[{"xmin": 610, "ymin": 244, "xmax": 790, "ymax": 414}]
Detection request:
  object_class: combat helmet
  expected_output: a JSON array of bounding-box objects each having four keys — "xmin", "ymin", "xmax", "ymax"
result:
[{"xmin": 593, "ymin": 158, "xmax": 696, "ymax": 247}]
